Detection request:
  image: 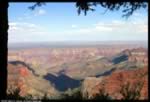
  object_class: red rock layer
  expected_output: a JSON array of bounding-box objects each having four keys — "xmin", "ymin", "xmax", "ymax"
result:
[
  {"xmin": 82, "ymin": 66, "xmax": 148, "ymax": 100},
  {"xmin": 7, "ymin": 63, "xmax": 31, "ymax": 96}
]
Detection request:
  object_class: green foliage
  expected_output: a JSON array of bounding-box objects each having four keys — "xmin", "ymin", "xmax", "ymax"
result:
[
  {"xmin": 7, "ymin": 89, "xmax": 52, "ymax": 100},
  {"xmin": 29, "ymin": 2, "xmax": 147, "ymax": 18},
  {"xmin": 92, "ymin": 88, "xmax": 111, "ymax": 100},
  {"xmin": 60, "ymin": 87, "xmax": 111, "ymax": 100},
  {"xmin": 76, "ymin": 2, "xmax": 147, "ymax": 18},
  {"xmin": 40, "ymin": 93, "xmax": 51, "ymax": 100},
  {"xmin": 29, "ymin": 2, "xmax": 46, "ymax": 10},
  {"xmin": 6, "ymin": 82, "xmax": 143, "ymax": 100},
  {"xmin": 120, "ymin": 81, "xmax": 144, "ymax": 100},
  {"xmin": 6, "ymin": 88, "xmax": 25, "ymax": 100},
  {"xmin": 61, "ymin": 87, "xmax": 82, "ymax": 100}
]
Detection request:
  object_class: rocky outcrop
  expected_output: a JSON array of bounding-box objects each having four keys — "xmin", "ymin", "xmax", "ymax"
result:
[
  {"xmin": 81, "ymin": 66, "xmax": 148, "ymax": 100},
  {"xmin": 7, "ymin": 63, "xmax": 59, "ymax": 99},
  {"xmin": 128, "ymin": 48, "xmax": 148, "ymax": 65}
]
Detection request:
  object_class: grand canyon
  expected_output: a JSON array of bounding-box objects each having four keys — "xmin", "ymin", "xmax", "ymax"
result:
[{"xmin": 7, "ymin": 41, "xmax": 148, "ymax": 100}]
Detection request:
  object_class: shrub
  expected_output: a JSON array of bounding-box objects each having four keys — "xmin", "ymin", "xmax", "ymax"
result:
[
  {"xmin": 120, "ymin": 81, "xmax": 144, "ymax": 100},
  {"xmin": 6, "ymin": 81, "xmax": 144, "ymax": 100},
  {"xmin": 92, "ymin": 88, "xmax": 111, "ymax": 100},
  {"xmin": 6, "ymin": 88, "xmax": 25, "ymax": 100},
  {"xmin": 61, "ymin": 87, "xmax": 82, "ymax": 100}
]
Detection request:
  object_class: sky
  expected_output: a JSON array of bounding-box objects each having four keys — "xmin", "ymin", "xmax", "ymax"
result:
[{"xmin": 8, "ymin": 3, "xmax": 148, "ymax": 43}]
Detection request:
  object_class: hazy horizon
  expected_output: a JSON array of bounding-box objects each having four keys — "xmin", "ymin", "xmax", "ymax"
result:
[{"xmin": 8, "ymin": 40, "xmax": 148, "ymax": 50}]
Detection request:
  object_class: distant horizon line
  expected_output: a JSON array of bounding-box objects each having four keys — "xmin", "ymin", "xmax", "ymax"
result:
[{"xmin": 8, "ymin": 40, "xmax": 147, "ymax": 44}]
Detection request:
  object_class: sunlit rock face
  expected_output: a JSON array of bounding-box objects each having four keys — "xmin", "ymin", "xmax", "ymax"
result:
[
  {"xmin": 81, "ymin": 66, "xmax": 148, "ymax": 100},
  {"xmin": 128, "ymin": 48, "xmax": 148, "ymax": 65},
  {"xmin": 81, "ymin": 77, "xmax": 104, "ymax": 99},
  {"xmin": 7, "ymin": 63, "xmax": 59, "ymax": 99}
]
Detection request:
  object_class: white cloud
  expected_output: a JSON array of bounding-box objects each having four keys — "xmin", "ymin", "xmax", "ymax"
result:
[
  {"xmin": 8, "ymin": 14, "xmax": 148, "ymax": 43},
  {"xmin": 132, "ymin": 12, "xmax": 143, "ymax": 17},
  {"xmin": 71, "ymin": 24, "xmax": 77, "ymax": 28},
  {"xmin": 8, "ymin": 21, "xmax": 50, "ymax": 43},
  {"xmin": 112, "ymin": 20, "xmax": 125, "ymax": 25},
  {"xmin": 95, "ymin": 26, "xmax": 113, "ymax": 31},
  {"xmin": 9, "ymin": 22, "xmax": 46, "ymax": 34},
  {"xmin": 39, "ymin": 9, "xmax": 46, "ymax": 15},
  {"xmin": 10, "ymin": 26, "xmax": 20, "ymax": 30},
  {"xmin": 35, "ymin": 9, "xmax": 47, "ymax": 16},
  {"xmin": 75, "ymin": 28, "xmax": 92, "ymax": 33},
  {"xmin": 58, "ymin": 17, "xmax": 147, "ymax": 37},
  {"xmin": 16, "ymin": 9, "xmax": 47, "ymax": 21},
  {"xmin": 9, "ymin": 22, "xmax": 17, "ymax": 26},
  {"xmin": 9, "ymin": 22, "xmax": 22, "ymax": 31}
]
